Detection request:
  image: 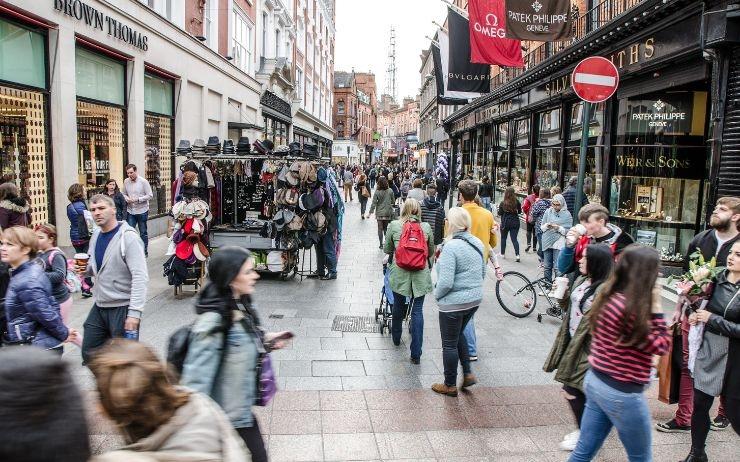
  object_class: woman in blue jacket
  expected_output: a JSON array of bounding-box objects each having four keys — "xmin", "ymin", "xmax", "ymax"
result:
[
  {"xmin": 1, "ymin": 226, "xmax": 76, "ymax": 353},
  {"xmin": 66, "ymin": 183, "xmax": 92, "ymax": 297}
]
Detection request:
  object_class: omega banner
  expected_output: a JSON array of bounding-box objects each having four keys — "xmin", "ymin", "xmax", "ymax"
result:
[
  {"xmin": 447, "ymin": 7, "xmax": 492, "ymax": 93},
  {"xmin": 505, "ymin": 0, "xmax": 572, "ymax": 41},
  {"xmin": 469, "ymin": 0, "xmax": 523, "ymax": 67}
]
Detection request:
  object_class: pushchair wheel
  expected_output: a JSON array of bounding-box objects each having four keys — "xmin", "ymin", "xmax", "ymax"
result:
[{"xmin": 537, "ymin": 313, "xmax": 543, "ymax": 323}]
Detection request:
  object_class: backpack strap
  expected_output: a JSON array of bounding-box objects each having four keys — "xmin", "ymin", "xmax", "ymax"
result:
[{"xmin": 453, "ymin": 235, "xmax": 484, "ymax": 262}]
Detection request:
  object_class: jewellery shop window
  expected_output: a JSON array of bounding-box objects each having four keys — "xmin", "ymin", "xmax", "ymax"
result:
[
  {"xmin": 512, "ymin": 117, "xmax": 530, "ymax": 197},
  {"xmin": 461, "ymin": 131, "xmax": 472, "ymax": 178},
  {"xmin": 494, "ymin": 122, "xmax": 509, "ymax": 193},
  {"xmin": 0, "ymin": 19, "xmax": 51, "ymax": 224},
  {"xmin": 263, "ymin": 117, "xmax": 288, "ymax": 145},
  {"xmin": 535, "ymin": 108, "xmax": 561, "ymax": 191},
  {"xmin": 565, "ymin": 101, "xmax": 605, "ymax": 205},
  {"xmin": 472, "ymin": 125, "xmax": 493, "ymax": 181},
  {"xmin": 610, "ymin": 90, "xmax": 708, "ymax": 261},
  {"xmin": 144, "ymin": 73, "xmax": 174, "ymax": 215},
  {"xmin": 75, "ymin": 46, "xmax": 126, "ymax": 195}
]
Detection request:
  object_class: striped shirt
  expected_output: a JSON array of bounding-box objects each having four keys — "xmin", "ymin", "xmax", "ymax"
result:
[{"xmin": 589, "ymin": 293, "xmax": 670, "ymax": 386}]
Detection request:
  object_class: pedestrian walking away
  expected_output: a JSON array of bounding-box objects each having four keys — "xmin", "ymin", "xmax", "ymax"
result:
[
  {"xmin": 540, "ymin": 194, "xmax": 572, "ymax": 284},
  {"xmin": 657, "ymin": 197, "xmax": 740, "ymax": 435},
  {"xmin": 543, "ymin": 244, "xmax": 614, "ymax": 451},
  {"xmin": 432, "ymin": 207, "xmax": 486, "ymax": 397},
  {"xmin": 90, "ymin": 341, "xmax": 249, "ymax": 462},
  {"xmin": 568, "ymin": 246, "xmax": 670, "ymax": 462},
  {"xmin": 123, "ymin": 163, "xmax": 153, "ymax": 257},
  {"xmin": 355, "ymin": 173, "xmax": 371, "ymax": 218},
  {"xmin": 180, "ymin": 247, "xmax": 291, "ymax": 462},
  {"xmin": 367, "ymin": 176, "xmax": 396, "ymax": 248},
  {"xmin": 78, "ymin": 194, "xmax": 149, "ymax": 365},
  {"xmin": 343, "ymin": 167, "xmax": 354, "ymax": 202},
  {"xmin": 680, "ymin": 240, "xmax": 740, "ymax": 462},
  {"xmin": 563, "ymin": 176, "xmax": 589, "ymax": 219},
  {"xmin": 479, "ymin": 176, "xmax": 494, "ymax": 211},
  {"xmin": 383, "ymin": 198, "xmax": 435, "ymax": 364},
  {"xmin": 522, "ymin": 184, "xmax": 540, "ymax": 253},
  {"xmin": 498, "ymin": 187, "xmax": 522, "ymax": 261},
  {"xmin": 420, "ymin": 185, "xmax": 446, "ymax": 246},
  {"xmin": 1, "ymin": 226, "xmax": 78, "ymax": 353},
  {"xmin": 458, "ymin": 180, "xmax": 498, "ymax": 361},
  {"xmin": 407, "ymin": 178, "xmax": 426, "ymax": 202}
]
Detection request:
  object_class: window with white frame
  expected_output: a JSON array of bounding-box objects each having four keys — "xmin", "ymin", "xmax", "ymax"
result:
[
  {"xmin": 306, "ymin": 77, "xmax": 313, "ymax": 110},
  {"xmin": 275, "ymin": 29, "xmax": 280, "ymax": 58},
  {"xmin": 313, "ymin": 84, "xmax": 319, "ymax": 115},
  {"xmin": 337, "ymin": 100, "xmax": 345, "ymax": 115},
  {"xmin": 297, "ymin": 20, "xmax": 305, "ymax": 52},
  {"xmin": 232, "ymin": 8, "xmax": 252, "ymax": 74},
  {"xmin": 307, "ymin": 35, "xmax": 313, "ymax": 68},
  {"xmin": 296, "ymin": 67, "xmax": 303, "ymax": 100},
  {"xmin": 261, "ymin": 12, "xmax": 268, "ymax": 60},
  {"xmin": 204, "ymin": 0, "xmax": 212, "ymax": 45}
]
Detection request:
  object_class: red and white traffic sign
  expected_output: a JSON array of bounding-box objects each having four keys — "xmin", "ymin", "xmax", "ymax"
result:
[{"xmin": 571, "ymin": 56, "xmax": 619, "ymax": 103}]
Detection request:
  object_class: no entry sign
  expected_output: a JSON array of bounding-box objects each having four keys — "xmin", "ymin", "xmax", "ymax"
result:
[{"xmin": 571, "ymin": 57, "xmax": 619, "ymax": 103}]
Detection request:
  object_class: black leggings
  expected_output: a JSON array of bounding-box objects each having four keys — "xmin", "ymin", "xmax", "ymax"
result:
[
  {"xmin": 563, "ymin": 385, "xmax": 586, "ymax": 427},
  {"xmin": 236, "ymin": 421, "xmax": 268, "ymax": 462},
  {"xmin": 377, "ymin": 219, "xmax": 390, "ymax": 246},
  {"xmin": 526, "ymin": 222, "xmax": 537, "ymax": 250},
  {"xmin": 691, "ymin": 389, "xmax": 740, "ymax": 453}
]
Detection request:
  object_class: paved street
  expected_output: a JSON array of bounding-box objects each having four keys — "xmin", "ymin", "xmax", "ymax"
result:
[{"xmin": 64, "ymin": 200, "xmax": 739, "ymax": 461}]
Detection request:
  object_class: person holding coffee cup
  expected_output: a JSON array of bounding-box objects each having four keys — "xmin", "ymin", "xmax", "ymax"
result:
[
  {"xmin": 544, "ymin": 244, "xmax": 614, "ymax": 451},
  {"xmin": 540, "ymin": 194, "xmax": 573, "ymax": 285}
]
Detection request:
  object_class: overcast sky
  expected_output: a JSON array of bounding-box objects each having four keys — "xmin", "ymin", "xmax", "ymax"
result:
[{"xmin": 334, "ymin": 0, "xmax": 449, "ymax": 101}]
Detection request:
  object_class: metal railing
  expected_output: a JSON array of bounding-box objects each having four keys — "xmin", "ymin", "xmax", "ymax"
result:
[{"xmin": 490, "ymin": 0, "xmax": 646, "ymax": 88}]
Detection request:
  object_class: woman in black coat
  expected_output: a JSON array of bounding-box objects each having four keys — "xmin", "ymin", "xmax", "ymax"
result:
[
  {"xmin": 104, "ymin": 178, "xmax": 127, "ymax": 221},
  {"xmin": 497, "ymin": 187, "xmax": 522, "ymax": 261}
]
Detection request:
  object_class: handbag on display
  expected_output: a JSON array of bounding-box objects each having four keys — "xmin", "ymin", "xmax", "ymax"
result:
[{"xmin": 657, "ymin": 323, "xmax": 682, "ymax": 404}]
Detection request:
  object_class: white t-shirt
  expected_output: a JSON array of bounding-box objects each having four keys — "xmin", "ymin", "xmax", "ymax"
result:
[
  {"xmin": 569, "ymin": 280, "xmax": 592, "ymax": 337},
  {"xmin": 715, "ymin": 232, "xmax": 730, "ymax": 256}
]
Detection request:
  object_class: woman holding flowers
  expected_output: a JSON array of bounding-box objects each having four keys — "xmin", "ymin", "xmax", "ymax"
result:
[{"xmin": 681, "ymin": 241, "xmax": 740, "ymax": 462}]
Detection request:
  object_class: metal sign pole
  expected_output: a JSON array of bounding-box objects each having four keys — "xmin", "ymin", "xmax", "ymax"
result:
[{"xmin": 573, "ymin": 101, "xmax": 590, "ymax": 225}]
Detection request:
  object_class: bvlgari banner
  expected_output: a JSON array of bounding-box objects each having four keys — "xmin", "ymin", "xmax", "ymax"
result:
[
  {"xmin": 505, "ymin": 0, "xmax": 572, "ymax": 42},
  {"xmin": 447, "ymin": 8, "xmax": 492, "ymax": 93},
  {"xmin": 431, "ymin": 41, "xmax": 471, "ymax": 105},
  {"xmin": 469, "ymin": 0, "xmax": 523, "ymax": 67}
]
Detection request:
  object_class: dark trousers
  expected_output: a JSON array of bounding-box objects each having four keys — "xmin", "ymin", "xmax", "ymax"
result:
[
  {"xmin": 563, "ymin": 384, "xmax": 586, "ymax": 427},
  {"xmin": 126, "ymin": 211, "xmax": 149, "ymax": 255},
  {"xmin": 73, "ymin": 242, "xmax": 93, "ymax": 291},
  {"xmin": 392, "ymin": 294, "xmax": 424, "ymax": 360},
  {"xmin": 236, "ymin": 421, "xmax": 268, "ymax": 462},
  {"xmin": 377, "ymin": 219, "xmax": 390, "ymax": 246},
  {"xmin": 81, "ymin": 304, "xmax": 128, "ymax": 365},
  {"xmin": 500, "ymin": 226, "xmax": 520, "ymax": 256},
  {"xmin": 315, "ymin": 232, "xmax": 337, "ymax": 276},
  {"xmin": 535, "ymin": 231, "xmax": 544, "ymax": 260},
  {"xmin": 438, "ymin": 307, "xmax": 477, "ymax": 386},
  {"xmin": 369, "ymin": 177, "xmax": 376, "ymax": 189},
  {"xmin": 359, "ymin": 196, "xmax": 369, "ymax": 215},
  {"xmin": 526, "ymin": 222, "xmax": 537, "ymax": 250},
  {"xmin": 691, "ymin": 389, "xmax": 740, "ymax": 453}
]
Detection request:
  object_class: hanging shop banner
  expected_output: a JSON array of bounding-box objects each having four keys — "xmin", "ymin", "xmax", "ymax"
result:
[
  {"xmin": 468, "ymin": 0, "xmax": 523, "ymax": 67},
  {"xmin": 431, "ymin": 41, "xmax": 471, "ymax": 105},
  {"xmin": 447, "ymin": 8, "xmax": 492, "ymax": 93},
  {"xmin": 505, "ymin": 0, "xmax": 572, "ymax": 41}
]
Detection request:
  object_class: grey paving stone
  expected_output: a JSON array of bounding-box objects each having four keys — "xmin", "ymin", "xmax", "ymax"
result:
[
  {"xmin": 320, "ymin": 336, "xmax": 370, "ymax": 350},
  {"xmin": 272, "ymin": 391, "xmax": 320, "ymax": 411},
  {"xmin": 384, "ymin": 375, "xmax": 423, "ymax": 389},
  {"xmin": 276, "ymin": 360, "xmax": 313, "ymax": 377},
  {"xmin": 341, "ymin": 375, "xmax": 387, "ymax": 390},
  {"xmin": 321, "ymin": 409, "xmax": 373, "ymax": 433},
  {"xmin": 320, "ymin": 390, "xmax": 368, "ymax": 410},
  {"xmin": 375, "ymin": 432, "xmax": 435, "ymax": 460},
  {"xmin": 284, "ymin": 376, "xmax": 343, "ymax": 391},
  {"xmin": 312, "ymin": 360, "xmax": 366, "ymax": 377},
  {"xmin": 269, "ymin": 410, "xmax": 321, "ymax": 434},
  {"xmin": 323, "ymin": 433, "xmax": 380, "ymax": 461},
  {"xmin": 426, "ymin": 429, "xmax": 488, "ymax": 458},
  {"xmin": 268, "ymin": 434, "xmax": 323, "ymax": 462},
  {"xmin": 474, "ymin": 427, "xmax": 540, "ymax": 454}
]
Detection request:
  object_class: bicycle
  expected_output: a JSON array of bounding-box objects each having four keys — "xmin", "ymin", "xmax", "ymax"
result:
[{"xmin": 495, "ymin": 269, "xmax": 564, "ymax": 322}]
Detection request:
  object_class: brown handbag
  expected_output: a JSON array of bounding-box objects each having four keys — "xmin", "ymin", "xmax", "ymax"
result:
[
  {"xmin": 362, "ymin": 185, "xmax": 371, "ymax": 198},
  {"xmin": 657, "ymin": 322, "xmax": 682, "ymax": 404}
]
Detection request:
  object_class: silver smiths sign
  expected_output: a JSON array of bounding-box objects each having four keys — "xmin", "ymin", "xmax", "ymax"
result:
[{"xmin": 54, "ymin": 0, "xmax": 149, "ymax": 51}]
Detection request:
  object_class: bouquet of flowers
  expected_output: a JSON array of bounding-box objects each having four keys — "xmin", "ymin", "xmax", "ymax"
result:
[{"xmin": 670, "ymin": 251, "xmax": 724, "ymax": 373}]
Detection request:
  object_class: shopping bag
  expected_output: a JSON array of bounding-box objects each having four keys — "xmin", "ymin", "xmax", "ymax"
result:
[{"xmin": 657, "ymin": 323, "xmax": 682, "ymax": 404}]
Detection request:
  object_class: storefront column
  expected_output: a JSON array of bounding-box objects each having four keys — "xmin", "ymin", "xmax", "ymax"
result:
[
  {"xmin": 128, "ymin": 58, "xmax": 146, "ymax": 170},
  {"xmin": 49, "ymin": 25, "xmax": 79, "ymax": 246}
]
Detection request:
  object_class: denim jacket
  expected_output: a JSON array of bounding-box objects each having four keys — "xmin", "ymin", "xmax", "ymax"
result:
[{"xmin": 180, "ymin": 310, "xmax": 259, "ymax": 428}]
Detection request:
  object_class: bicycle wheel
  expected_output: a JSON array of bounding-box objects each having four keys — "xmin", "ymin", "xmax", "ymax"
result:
[{"xmin": 496, "ymin": 271, "xmax": 537, "ymax": 318}]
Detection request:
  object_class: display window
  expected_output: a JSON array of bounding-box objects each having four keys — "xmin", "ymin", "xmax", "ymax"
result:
[
  {"xmin": 494, "ymin": 122, "xmax": 510, "ymax": 192},
  {"xmin": 610, "ymin": 89, "xmax": 708, "ymax": 261},
  {"xmin": 565, "ymin": 101, "xmax": 606, "ymax": 204},
  {"xmin": 263, "ymin": 116, "xmax": 288, "ymax": 145},
  {"xmin": 512, "ymin": 118, "xmax": 530, "ymax": 196},
  {"xmin": 77, "ymin": 101, "xmax": 125, "ymax": 195},
  {"xmin": 535, "ymin": 108, "xmax": 561, "ymax": 191},
  {"xmin": 144, "ymin": 73, "xmax": 174, "ymax": 215}
]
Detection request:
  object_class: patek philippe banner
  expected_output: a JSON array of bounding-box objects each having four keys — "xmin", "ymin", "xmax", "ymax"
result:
[
  {"xmin": 469, "ymin": 0, "xmax": 524, "ymax": 67},
  {"xmin": 447, "ymin": 8, "xmax": 492, "ymax": 93},
  {"xmin": 505, "ymin": 0, "xmax": 572, "ymax": 41}
]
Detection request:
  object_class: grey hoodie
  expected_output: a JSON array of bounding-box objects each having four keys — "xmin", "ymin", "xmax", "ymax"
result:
[{"xmin": 86, "ymin": 221, "xmax": 149, "ymax": 317}]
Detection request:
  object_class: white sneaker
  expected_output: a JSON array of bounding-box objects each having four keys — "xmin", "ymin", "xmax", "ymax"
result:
[{"xmin": 559, "ymin": 430, "xmax": 580, "ymax": 451}]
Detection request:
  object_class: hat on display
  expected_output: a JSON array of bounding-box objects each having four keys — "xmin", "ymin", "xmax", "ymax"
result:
[
  {"xmin": 176, "ymin": 139, "xmax": 191, "ymax": 153},
  {"xmin": 183, "ymin": 171, "xmax": 198, "ymax": 187},
  {"xmin": 193, "ymin": 241, "xmax": 210, "ymax": 261},
  {"xmin": 206, "ymin": 136, "xmax": 220, "ymax": 148},
  {"xmin": 192, "ymin": 139, "xmax": 206, "ymax": 151},
  {"xmin": 316, "ymin": 167, "xmax": 328, "ymax": 183},
  {"xmin": 289, "ymin": 142, "xmax": 301, "ymax": 156},
  {"xmin": 236, "ymin": 137, "xmax": 251, "ymax": 154},
  {"xmin": 300, "ymin": 162, "xmax": 318, "ymax": 184},
  {"xmin": 175, "ymin": 239, "xmax": 195, "ymax": 260},
  {"xmin": 298, "ymin": 188, "xmax": 324, "ymax": 211},
  {"xmin": 303, "ymin": 142, "xmax": 318, "ymax": 159},
  {"xmin": 273, "ymin": 209, "xmax": 295, "ymax": 231},
  {"xmin": 172, "ymin": 228, "xmax": 185, "ymax": 244},
  {"xmin": 171, "ymin": 201, "xmax": 186, "ymax": 220},
  {"xmin": 253, "ymin": 140, "xmax": 268, "ymax": 156},
  {"xmin": 285, "ymin": 188, "xmax": 299, "ymax": 206},
  {"xmin": 191, "ymin": 200, "xmax": 209, "ymax": 220},
  {"xmin": 287, "ymin": 213, "xmax": 304, "ymax": 231},
  {"xmin": 262, "ymin": 139, "xmax": 275, "ymax": 151},
  {"xmin": 184, "ymin": 252, "xmax": 198, "ymax": 265},
  {"xmin": 183, "ymin": 218, "xmax": 195, "ymax": 234},
  {"xmin": 260, "ymin": 221, "xmax": 276, "ymax": 238},
  {"xmin": 274, "ymin": 145, "xmax": 290, "ymax": 156},
  {"xmin": 222, "ymin": 139, "xmax": 235, "ymax": 155}
]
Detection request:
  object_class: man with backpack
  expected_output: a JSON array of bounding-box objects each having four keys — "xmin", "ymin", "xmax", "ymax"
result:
[
  {"xmin": 384, "ymin": 198, "xmax": 435, "ymax": 365},
  {"xmin": 522, "ymin": 184, "xmax": 540, "ymax": 253},
  {"xmin": 420, "ymin": 185, "xmax": 446, "ymax": 246},
  {"xmin": 458, "ymin": 180, "xmax": 500, "ymax": 361},
  {"xmin": 369, "ymin": 165, "xmax": 377, "ymax": 190},
  {"xmin": 77, "ymin": 194, "xmax": 149, "ymax": 364}
]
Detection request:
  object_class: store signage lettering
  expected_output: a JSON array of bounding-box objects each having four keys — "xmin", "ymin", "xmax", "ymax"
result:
[
  {"xmin": 608, "ymin": 38, "xmax": 654, "ymax": 70},
  {"xmin": 53, "ymin": 0, "xmax": 149, "ymax": 51},
  {"xmin": 82, "ymin": 159, "xmax": 110, "ymax": 173},
  {"xmin": 616, "ymin": 155, "xmax": 690, "ymax": 170},
  {"xmin": 632, "ymin": 110, "xmax": 686, "ymax": 127}
]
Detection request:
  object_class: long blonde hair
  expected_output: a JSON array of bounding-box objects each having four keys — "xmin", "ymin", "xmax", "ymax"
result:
[
  {"xmin": 445, "ymin": 207, "xmax": 472, "ymax": 241},
  {"xmin": 400, "ymin": 198, "xmax": 421, "ymax": 223}
]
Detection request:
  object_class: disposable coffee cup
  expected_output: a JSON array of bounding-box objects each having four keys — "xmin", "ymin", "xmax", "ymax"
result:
[
  {"xmin": 553, "ymin": 276, "xmax": 570, "ymax": 299},
  {"xmin": 574, "ymin": 224, "xmax": 587, "ymax": 236},
  {"xmin": 74, "ymin": 253, "xmax": 89, "ymax": 271}
]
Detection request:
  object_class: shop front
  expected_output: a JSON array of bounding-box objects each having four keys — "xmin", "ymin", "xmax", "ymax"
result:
[
  {"xmin": 261, "ymin": 90, "xmax": 291, "ymax": 146},
  {"xmin": 444, "ymin": 2, "xmax": 710, "ymax": 265}
]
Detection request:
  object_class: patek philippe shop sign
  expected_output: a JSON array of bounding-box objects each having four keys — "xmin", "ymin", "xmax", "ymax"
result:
[
  {"xmin": 506, "ymin": 0, "xmax": 572, "ymax": 41},
  {"xmin": 54, "ymin": 0, "xmax": 149, "ymax": 51}
]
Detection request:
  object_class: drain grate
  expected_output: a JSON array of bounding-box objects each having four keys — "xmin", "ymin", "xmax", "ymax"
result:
[
  {"xmin": 331, "ymin": 315, "xmax": 379, "ymax": 333},
  {"xmin": 268, "ymin": 314, "xmax": 284, "ymax": 319}
]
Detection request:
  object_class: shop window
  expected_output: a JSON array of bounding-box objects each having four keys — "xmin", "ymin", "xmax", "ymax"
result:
[
  {"xmin": 75, "ymin": 47, "xmax": 125, "ymax": 106},
  {"xmin": 0, "ymin": 86, "xmax": 50, "ymax": 224},
  {"xmin": 565, "ymin": 102, "xmax": 606, "ymax": 205},
  {"xmin": 512, "ymin": 118, "xmax": 530, "ymax": 196},
  {"xmin": 144, "ymin": 73, "xmax": 174, "ymax": 213},
  {"xmin": 0, "ymin": 18, "xmax": 46, "ymax": 89},
  {"xmin": 494, "ymin": 122, "xmax": 510, "ymax": 193},
  {"xmin": 76, "ymin": 100, "xmax": 125, "ymax": 196},
  {"xmin": 535, "ymin": 108, "xmax": 562, "ymax": 191},
  {"xmin": 610, "ymin": 91, "xmax": 708, "ymax": 261}
]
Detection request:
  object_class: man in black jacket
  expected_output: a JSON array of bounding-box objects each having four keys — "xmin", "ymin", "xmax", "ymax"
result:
[
  {"xmin": 420, "ymin": 186, "xmax": 446, "ymax": 246},
  {"xmin": 657, "ymin": 196, "xmax": 740, "ymax": 434},
  {"xmin": 562, "ymin": 176, "xmax": 588, "ymax": 219}
]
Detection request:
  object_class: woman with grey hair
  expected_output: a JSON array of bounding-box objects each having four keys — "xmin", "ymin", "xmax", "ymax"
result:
[{"xmin": 540, "ymin": 194, "xmax": 572, "ymax": 284}]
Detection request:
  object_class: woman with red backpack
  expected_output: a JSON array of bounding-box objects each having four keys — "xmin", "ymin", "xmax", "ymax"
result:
[
  {"xmin": 383, "ymin": 198, "xmax": 435, "ymax": 364},
  {"xmin": 522, "ymin": 184, "xmax": 540, "ymax": 253}
]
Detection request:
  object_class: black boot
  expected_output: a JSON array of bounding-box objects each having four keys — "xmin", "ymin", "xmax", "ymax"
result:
[{"xmin": 681, "ymin": 448, "xmax": 708, "ymax": 462}]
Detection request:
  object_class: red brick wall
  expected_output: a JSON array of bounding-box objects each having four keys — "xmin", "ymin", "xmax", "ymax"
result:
[{"xmin": 185, "ymin": 0, "xmax": 204, "ymax": 36}]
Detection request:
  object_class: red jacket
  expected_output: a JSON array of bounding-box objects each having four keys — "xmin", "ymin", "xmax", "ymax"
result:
[{"xmin": 522, "ymin": 194, "xmax": 537, "ymax": 223}]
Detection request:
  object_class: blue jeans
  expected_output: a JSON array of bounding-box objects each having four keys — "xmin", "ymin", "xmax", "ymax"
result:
[
  {"xmin": 316, "ymin": 232, "xmax": 337, "ymax": 276},
  {"xmin": 391, "ymin": 293, "xmax": 424, "ymax": 360},
  {"xmin": 500, "ymin": 226, "xmax": 520, "ymax": 257},
  {"xmin": 481, "ymin": 197, "xmax": 492, "ymax": 211},
  {"xmin": 126, "ymin": 211, "xmax": 149, "ymax": 254},
  {"xmin": 463, "ymin": 315, "xmax": 477, "ymax": 356},
  {"xmin": 535, "ymin": 231, "xmax": 544, "ymax": 260},
  {"xmin": 569, "ymin": 371, "xmax": 653, "ymax": 462},
  {"xmin": 543, "ymin": 248, "xmax": 560, "ymax": 283},
  {"xmin": 439, "ymin": 307, "xmax": 477, "ymax": 386}
]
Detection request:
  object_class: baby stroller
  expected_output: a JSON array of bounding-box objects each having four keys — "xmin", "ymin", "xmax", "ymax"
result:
[{"xmin": 374, "ymin": 263, "xmax": 411, "ymax": 334}]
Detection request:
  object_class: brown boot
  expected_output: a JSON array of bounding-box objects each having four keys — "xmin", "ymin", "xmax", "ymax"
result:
[
  {"xmin": 431, "ymin": 383, "xmax": 458, "ymax": 397},
  {"xmin": 461, "ymin": 373, "xmax": 477, "ymax": 388}
]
